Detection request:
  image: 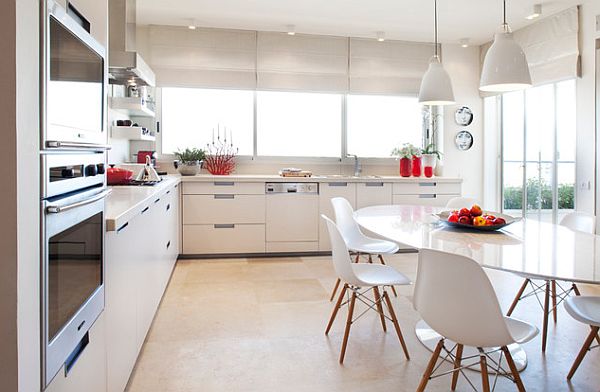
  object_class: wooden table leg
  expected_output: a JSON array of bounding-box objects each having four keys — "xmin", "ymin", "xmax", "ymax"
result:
[
  {"xmin": 417, "ymin": 338, "xmax": 444, "ymax": 392},
  {"xmin": 451, "ymin": 344, "xmax": 463, "ymax": 391},
  {"xmin": 373, "ymin": 286, "xmax": 387, "ymax": 332},
  {"xmin": 507, "ymin": 278, "xmax": 529, "ymax": 316},
  {"xmin": 567, "ymin": 326, "xmax": 600, "ymax": 380},
  {"xmin": 542, "ymin": 280, "xmax": 551, "ymax": 352}
]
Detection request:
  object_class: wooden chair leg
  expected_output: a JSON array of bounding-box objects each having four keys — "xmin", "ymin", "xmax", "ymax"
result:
[
  {"xmin": 339, "ymin": 291, "xmax": 357, "ymax": 364},
  {"xmin": 567, "ymin": 326, "xmax": 600, "ymax": 380},
  {"xmin": 326, "ymin": 284, "xmax": 347, "ymax": 335},
  {"xmin": 501, "ymin": 346, "xmax": 526, "ymax": 392},
  {"xmin": 377, "ymin": 255, "xmax": 398, "ymax": 297},
  {"xmin": 382, "ymin": 290, "xmax": 410, "ymax": 360},
  {"xmin": 542, "ymin": 280, "xmax": 551, "ymax": 352},
  {"xmin": 451, "ymin": 344, "xmax": 463, "ymax": 391},
  {"xmin": 417, "ymin": 338, "xmax": 445, "ymax": 392},
  {"xmin": 572, "ymin": 284, "xmax": 600, "ymax": 344},
  {"xmin": 373, "ymin": 286, "xmax": 387, "ymax": 332},
  {"xmin": 479, "ymin": 351, "xmax": 490, "ymax": 392},
  {"xmin": 551, "ymin": 280, "xmax": 558, "ymax": 323},
  {"xmin": 507, "ymin": 278, "xmax": 529, "ymax": 316}
]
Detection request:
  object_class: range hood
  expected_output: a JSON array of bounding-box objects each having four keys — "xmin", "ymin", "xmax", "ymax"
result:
[{"xmin": 109, "ymin": 0, "xmax": 155, "ymax": 86}]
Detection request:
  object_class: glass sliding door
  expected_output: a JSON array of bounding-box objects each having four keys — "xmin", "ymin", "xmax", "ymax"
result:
[{"xmin": 501, "ymin": 79, "xmax": 576, "ymax": 223}]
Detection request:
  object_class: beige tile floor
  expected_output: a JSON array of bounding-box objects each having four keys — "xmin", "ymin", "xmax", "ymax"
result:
[{"xmin": 127, "ymin": 253, "xmax": 600, "ymax": 392}]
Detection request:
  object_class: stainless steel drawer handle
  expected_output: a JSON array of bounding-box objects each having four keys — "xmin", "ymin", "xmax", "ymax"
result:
[
  {"xmin": 419, "ymin": 194, "xmax": 437, "ymax": 199},
  {"xmin": 45, "ymin": 140, "xmax": 112, "ymax": 151},
  {"xmin": 46, "ymin": 189, "xmax": 111, "ymax": 214},
  {"xmin": 328, "ymin": 182, "xmax": 348, "ymax": 187},
  {"xmin": 214, "ymin": 194, "xmax": 235, "ymax": 199},
  {"xmin": 365, "ymin": 182, "xmax": 384, "ymax": 187},
  {"xmin": 419, "ymin": 182, "xmax": 437, "ymax": 187},
  {"xmin": 214, "ymin": 181, "xmax": 235, "ymax": 186},
  {"xmin": 214, "ymin": 224, "xmax": 235, "ymax": 229}
]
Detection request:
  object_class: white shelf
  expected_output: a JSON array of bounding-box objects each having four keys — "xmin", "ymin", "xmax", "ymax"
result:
[
  {"xmin": 111, "ymin": 126, "xmax": 156, "ymax": 141},
  {"xmin": 110, "ymin": 97, "xmax": 156, "ymax": 117}
]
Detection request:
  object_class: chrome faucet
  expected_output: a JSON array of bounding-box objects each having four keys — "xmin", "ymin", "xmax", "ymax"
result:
[{"xmin": 347, "ymin": 154, "xmax": 362, "ymax": 177}]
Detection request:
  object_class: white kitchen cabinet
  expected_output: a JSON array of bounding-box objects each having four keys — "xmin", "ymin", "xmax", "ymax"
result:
[
  {"xmin": 356, "ymin": 182, "xmax": 393, "ymax": 209},
  {"xmin": 56, "ymin": 0, "xmax": 108, "ymax": 48},
  {"xmin": 183, "ymin": 224, "xmax": 265, "ymax": 254},
  {"xmin": 392, "ymin": 194, "xmax": 457, "ymax": 207},
  {"xmin": 266, "ymin": 193, "xmax": 319, "ymax": 244},
  {"xmin": 45, "ymin": 313, "xmax": 107, "ymax": 392},
  {"xmin": 392, "ymin": 181, "xmax": 461, "ymax": 195},
  {"xmin": 105, "ymin": 182, "xmax": 180, "ymax": 392},
  {"xmin": 183, "ymin": 194, "xmax": 265, "ymax": 224},
  {"xmin": 183, "ymin": 181, "xmax": 264, "ymax": 195},
  {"xmin": 319, "ymin": 182, "xmax": 357, "ymax": 251}
]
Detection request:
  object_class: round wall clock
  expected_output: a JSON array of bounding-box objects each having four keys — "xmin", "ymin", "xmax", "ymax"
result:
[
  {"xmin": 454, "ymin": 106, "xmax": 473, "ymax": 126},
  {"xmin": 455, "ymin": 130, "xmax": 473, "ymax": 151}
]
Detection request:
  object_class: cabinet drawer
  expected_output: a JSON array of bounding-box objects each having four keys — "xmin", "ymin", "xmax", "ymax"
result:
[
  {"xmin": 183, "ymin": 194, "xmax": 265, "ymax": 224},
  {"xmin": 393, "ymin": 181, "xmax": 461, "ymax": 195},
  {"xmin": 183, "ymin": 181, "xmax": 264, "ymax": 195},
  {"xmin": 356, "ymin": 182, "xmax": 393, "ymax": 209},
  {"xmin": 183, "ymin": 224, "xmax": 266, "ymax": 254},
  {"xmin": 392, "ymin": 194, "xmax": 458, "ymax": 207}
]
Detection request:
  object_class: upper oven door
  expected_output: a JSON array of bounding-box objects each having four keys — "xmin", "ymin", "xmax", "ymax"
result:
[
  {"xmin": 42, "ymin": 152, "xmax": 106, "ymax": 199},
  {"xmin": 42, "ymin": 0, "xmax": 108, "ymax": 151}
]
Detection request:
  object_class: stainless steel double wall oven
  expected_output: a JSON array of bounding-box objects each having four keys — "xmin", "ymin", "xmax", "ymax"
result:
[{"xmin": 41, "ymin": 0, "xmax": 110, "ymax": 387}]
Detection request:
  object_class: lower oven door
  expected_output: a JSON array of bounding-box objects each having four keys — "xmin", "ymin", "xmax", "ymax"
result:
[{"xmin": 42, "ymin": 187, "xmax": 110, "ymax": 386}]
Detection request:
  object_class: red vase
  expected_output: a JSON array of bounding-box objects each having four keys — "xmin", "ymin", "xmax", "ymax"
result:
[
  {"xmin": 412, "ymin": 156, "xmax": 422, "ymax": 177},
  {"xmin": 424, "ymin": 166, "xmax": 434, "ymax": 178},
  {"xmin": 399, "ymin": 158, "xmax": 411, "ymax": 177}
]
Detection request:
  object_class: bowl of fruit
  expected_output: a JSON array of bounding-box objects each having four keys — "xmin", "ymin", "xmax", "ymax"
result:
[{"xmin": 435, "ymin": 205, "xmax": 519, "ymax": 231}]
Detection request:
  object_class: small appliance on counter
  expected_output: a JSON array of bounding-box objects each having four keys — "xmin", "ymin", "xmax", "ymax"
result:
[
  {"xmin": 279, "ymin": 168, "xmax": 313, "ymax": 178},
  {"xmin": 107, "ymin": 166, "xmax": 134, "ymax": 185}
]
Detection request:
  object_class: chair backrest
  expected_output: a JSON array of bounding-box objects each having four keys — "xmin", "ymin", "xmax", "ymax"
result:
[
  {"xmin": 330, "ymin": 197, "xmax": 364, "ymax": 245},
  {"xmin": 445, "ymin": 197, "xmax": 481, "ymax": 210},
  {"xmin": 322, "ymin": 214, "xmax": 364, "ymax": 287},
  {"xmin": 413, "ymin": 248, "xmax": 515, "ymax": 348},
  {"xmin": 560, "ymin": 212, "xmax": 596, "ymax": 234}
]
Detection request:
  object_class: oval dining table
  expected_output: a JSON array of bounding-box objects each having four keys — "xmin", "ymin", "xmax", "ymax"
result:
[{"xmin": 354, "ymin": 204, "xmax": 600, "ymax": 372}]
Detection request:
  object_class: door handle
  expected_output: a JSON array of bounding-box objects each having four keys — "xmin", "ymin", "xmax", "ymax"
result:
[
  {"xmin": 328, "ymin": 182, "xmax": 348, "ymax": 187},
  {"xmin": 418, "ymin": 194, "xmax": 437, "ymax": 199},
  {"xmin": 46, "ymin": 189, "xmax": 111, "ymax": 214},
  {"xmin": 214, "ymin": 181, "xmax": 235, "ymax": 186},
  {"xmin": 365, "ymin": 182, "xmax": 384, "ymax": 187},
  {"xmin": 214, "ymin": 194, "xmax": 235, "ymax": 199},
  {"xmin": 214, "ymin": 224, "xmax": 235, "ymax": 229}
]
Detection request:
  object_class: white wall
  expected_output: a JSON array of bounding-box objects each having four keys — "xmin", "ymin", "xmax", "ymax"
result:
[{"xmin": 440, "ymin": 44, "xmax": 484, "ymax": 202}]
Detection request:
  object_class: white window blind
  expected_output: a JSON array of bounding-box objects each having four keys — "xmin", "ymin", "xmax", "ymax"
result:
[
  {"xmin": 140, "ymin": 25, "xmax": 257, "ymax": 89},
  {"xmin": 256, "ymin": 32, "xmax": 349, "ymax": 93},
  {"xmin": 349, "ymin": 38, "xmax": 434, "ymax": 95},
  {"xmin": 480, "ymin": 6, "xmax": 579, "ymax": 89}
]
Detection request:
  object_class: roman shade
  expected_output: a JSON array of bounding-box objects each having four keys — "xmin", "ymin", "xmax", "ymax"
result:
[
  {"xmin": 256, "ymin": 32, "xmax": 349, "ymax": 93},
  {"xmin": 480, "ymin": 6, "xmax": 580, "ymax": 91},
  {"xmin": 349, "ymin": 38, "xmax": 435, "ymax": 95}
]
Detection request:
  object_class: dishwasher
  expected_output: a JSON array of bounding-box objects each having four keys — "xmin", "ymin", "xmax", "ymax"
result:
[{"xmin": 265, "ymin": 182, "xmax": 319, "ymax": 252}]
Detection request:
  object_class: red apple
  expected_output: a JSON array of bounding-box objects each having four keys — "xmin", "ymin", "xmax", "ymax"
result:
[
  {"xmin": 492, "ymin": 217, "xmax": 506, "ymax": 225},
  {"xmin": 448, "ymin": 213, "xmax": 459, "ymax": 223},
  {"xmin": 470, "ymin": 204, "xmax": 483, "ymax": 217},
  {"xmin": 459, "ymin": 208, "xmax": 470, "ymax": 217},
  {"xmin": 458, "ymin": 215, "xmax": 472, "ymax": 225}
]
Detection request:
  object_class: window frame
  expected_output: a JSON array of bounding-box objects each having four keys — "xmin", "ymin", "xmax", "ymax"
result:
[{"xmin": 156, "ymin": 87, "xmax": 423, "ymax": 166}]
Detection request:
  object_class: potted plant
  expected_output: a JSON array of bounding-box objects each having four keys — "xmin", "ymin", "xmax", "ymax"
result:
[
  {"xmin": 173, "ymin": 148, "xmax": 206, "ymax": 176},
  {"xmin": 422, "ymin": 143, "xmax": 442, "ymax": 178},
  {"xmin": 391, "ymin": 143, "xmax": 419, "ymax": 177}
]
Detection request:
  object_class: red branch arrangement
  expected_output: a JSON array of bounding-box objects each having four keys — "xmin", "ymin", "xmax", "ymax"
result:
[{"xmin": 204, "ymin": 125, "xmax": 238, "ymax": 175}]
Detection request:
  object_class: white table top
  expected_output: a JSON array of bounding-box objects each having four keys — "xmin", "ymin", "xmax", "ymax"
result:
[{"xmin": 355, "ymin": 205, "xmax": 600, "ymax": 285}]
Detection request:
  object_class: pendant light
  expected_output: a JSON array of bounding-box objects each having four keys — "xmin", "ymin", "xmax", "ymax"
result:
[
  {"xmin": 418, "ymin": 0, "xmax": 455, "ymax": 106},
  {"xmin": 480, "ymin": 0, "xmax": 532, "ymax": 92}
]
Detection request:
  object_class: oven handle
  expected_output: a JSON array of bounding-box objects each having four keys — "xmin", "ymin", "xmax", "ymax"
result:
[
  {"xmin": 46, "ymin": 189, "xmax": 111, "ymax": 214},
  {"xmin": 45, "ymin": 141, "xmax": 112, "ymax": 151}
]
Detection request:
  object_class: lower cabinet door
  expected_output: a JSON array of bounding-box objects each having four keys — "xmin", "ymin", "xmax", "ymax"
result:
[
  {"xmin": 183, "ymin": 224, "xmax": 266, "ymax": 254},
  {"xmin": 392, "ymin": 194, "xmax": 458, "ymax": 207}
]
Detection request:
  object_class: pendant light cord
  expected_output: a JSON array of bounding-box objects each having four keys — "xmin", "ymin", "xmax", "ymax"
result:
[{"xmin": 433, "ymin": 0, "xmax": 438, "ymax": 57}]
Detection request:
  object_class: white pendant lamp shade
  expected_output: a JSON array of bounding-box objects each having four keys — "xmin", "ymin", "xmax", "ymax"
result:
[
  {"xmin": 480, "ymin": 31, "xmax": 532, "ymax": 92},
  {"xmin": 419, "ymin": 56, "xmax": 455, "ymax": 105},
  {"xmin": 418, "ymin": 0, "xmax": 455, "ymax": 106}
]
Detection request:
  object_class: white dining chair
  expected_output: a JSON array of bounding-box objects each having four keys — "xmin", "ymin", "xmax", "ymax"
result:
[
  {"xmin": 506, "ymin": 211, "xmax": 596, "ymax": 352},
  {"xmin": 328, "ymin": 197, "xmax": 401, "ymax": 301},
  {"xmin": 564, "ymin": 296, "xmax": 600, "ymax": 380},
  {"xmin": 445, "ymin": 196, "xmax": 481, "ymax": 210},
  {"xmin": 322, "ymin": 214, "xmax": 411, "ymax": 364},
  {"xmin": 414, "ymin": 248, "xmax": 538, "ymax": 392}
]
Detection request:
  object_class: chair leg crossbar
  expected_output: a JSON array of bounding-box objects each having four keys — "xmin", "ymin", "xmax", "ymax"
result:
[
  {"xmin": 417, "ymin": 339, "xmax": 526, "ymax": 392},
  {"xmin": 329, "ymin": 252, "xmax": 398, "ymax": 301},
  {"xmin": 325, "ymin": 284, "xmax": 409, "ymax": 363}
]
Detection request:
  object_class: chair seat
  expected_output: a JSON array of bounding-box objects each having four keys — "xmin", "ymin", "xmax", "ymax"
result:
[
  {"xmin": 347, "ymin": 237, "xmax": 399, "ymax": 255},
  {"xmin": 351, "ymin": 263, "xmax": 411, "ymax": 287},
  {"xmin": 504, "ymin": 317, "xmax": 538, "ymax": 344},
  {"xmin": 565, "ymin": 296, "xmax": 600, "ymax": 327}
]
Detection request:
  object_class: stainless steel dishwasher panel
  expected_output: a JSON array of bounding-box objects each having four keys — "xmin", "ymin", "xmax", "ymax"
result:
[{"xmin": 265, "ymin": 183, "xmax": 319, "ymax": 242}]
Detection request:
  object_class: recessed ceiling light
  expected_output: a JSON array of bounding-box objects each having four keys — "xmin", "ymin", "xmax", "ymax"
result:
[
  {"xmin": 459, "ymin": 38, "xmax": 469, "ymax": 48},
  {"xmin": 376, "ymin": 31, "xmax": 385, "ymax": 42},
  {"xmin": 525, "ymin": 4, "xmax": 542, "ymax": 20},
  {"xmin": 287, "ymin": 25, "xmax": 296, "ymax": 35}
]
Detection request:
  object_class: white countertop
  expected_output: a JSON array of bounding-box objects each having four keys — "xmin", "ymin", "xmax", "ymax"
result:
[
  {"xmin": 179, "ymin": 174, "xmax": 462, "ymax": 183},
  {"xmin": 105, "ymin": 175, "xmax": 180, "ymax": 231},
  {"xmin": 355, "ymin": 204, "xmax": 600, "ymax": 284}
]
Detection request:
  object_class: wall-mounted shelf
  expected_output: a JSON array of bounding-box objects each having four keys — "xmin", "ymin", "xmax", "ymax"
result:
[
  {"xmin": 110, "ymin": 97, "xmax": 155, "ymax": 117},
  {"xmin": 111, "ymin": 126, "xmax": 156, "ymax": 141}
]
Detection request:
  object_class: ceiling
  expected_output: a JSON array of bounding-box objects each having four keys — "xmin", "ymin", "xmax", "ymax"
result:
[{"xmin": 136, "ymin": 0, "xmax": 580, "ymax": 45}]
